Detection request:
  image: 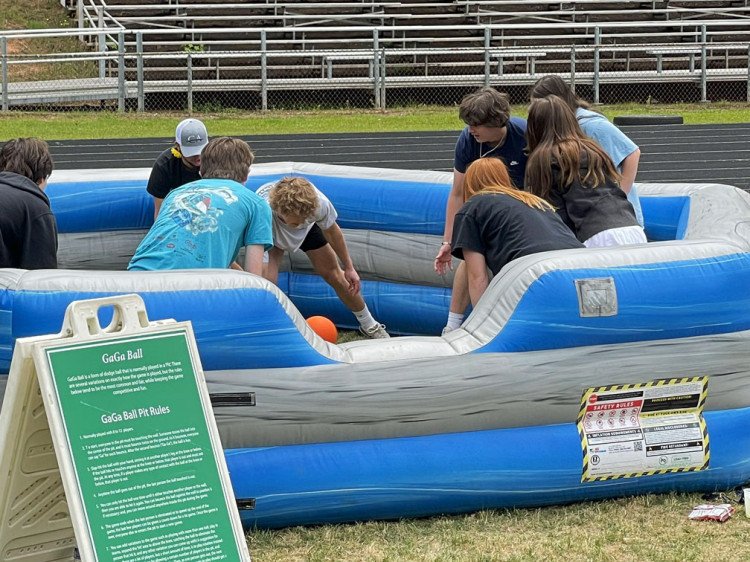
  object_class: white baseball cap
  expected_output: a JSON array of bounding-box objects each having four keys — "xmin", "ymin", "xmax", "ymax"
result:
[{"xmin": 175, "ymin": 118, "xmax": 208, "ymax": 157}]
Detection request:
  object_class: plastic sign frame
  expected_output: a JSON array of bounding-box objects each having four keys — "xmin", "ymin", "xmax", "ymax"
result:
[{"xmin": 0, "ymin": 294, "xmax": 250, "ymax": 562}]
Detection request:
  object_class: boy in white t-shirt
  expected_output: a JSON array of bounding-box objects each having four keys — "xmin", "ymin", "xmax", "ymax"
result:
[{"xmin": 256, "ymin": 176, "xmax": 389, "ymax": 339}]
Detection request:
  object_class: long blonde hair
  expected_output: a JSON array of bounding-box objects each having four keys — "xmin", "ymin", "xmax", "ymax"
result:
[{"xmin": 464, "ymin": 158, "xmax": 554, "ymax": 211}]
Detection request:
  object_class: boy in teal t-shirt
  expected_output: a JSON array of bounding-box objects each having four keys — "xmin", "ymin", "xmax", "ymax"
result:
[{"xmin": 128, "ymin": 137, "xmax": 272, "ymax": 275}]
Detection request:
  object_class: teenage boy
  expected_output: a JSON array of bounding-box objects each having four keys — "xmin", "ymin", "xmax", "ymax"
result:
[
  {"xmin": 0, "ymin": 137, "xmax": 58, "ymax": 269},
  {"xmin": 129, "ymin": 137, "xmax": 272, "ymax": 274},
  {"xmin": 257, "ymin": 176, "xmax": 390, "ymax": 339},
  {"xmin": 434, "ymin": 87, "xmax": 528, "ymax": 335},
  {"xmin": 147, "ymin": 118, "xmax": 209, "ymax": 218}
]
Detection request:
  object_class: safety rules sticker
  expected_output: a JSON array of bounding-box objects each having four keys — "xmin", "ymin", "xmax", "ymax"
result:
[{"xmin": 577, "ymin": 376, "xmax": 709, "ymax": 482}]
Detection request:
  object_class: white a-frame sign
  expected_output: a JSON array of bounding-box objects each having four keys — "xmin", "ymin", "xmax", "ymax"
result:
[{"xmin": 0, "ymin": 294, "xmax": 250, "ymax": 562}]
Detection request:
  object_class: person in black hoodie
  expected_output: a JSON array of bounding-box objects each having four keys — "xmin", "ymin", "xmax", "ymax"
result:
[{"xmin": 0, "ymin": 137, "xmax": 58, "ymax": 269}]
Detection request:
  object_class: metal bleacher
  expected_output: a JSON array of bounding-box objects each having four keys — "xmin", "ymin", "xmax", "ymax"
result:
[
  {"xmin": 91, "ymin": 1, "xmax": 750, "ymax": 71},
  {"xmin": 0, "ymin": 0, "xmax": 748, "ymax": 109}
]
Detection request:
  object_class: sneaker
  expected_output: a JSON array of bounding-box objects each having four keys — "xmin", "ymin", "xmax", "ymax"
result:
[
  {"xmin": 359, "ymin": 323, "xmax": 390, "ymax": 339},
  {"xmin": 441, "ymin": 326, "xmax": 454, "ymax": 336}
]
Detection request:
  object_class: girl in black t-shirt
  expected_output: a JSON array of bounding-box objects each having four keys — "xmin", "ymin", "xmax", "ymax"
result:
[
  {"xmin": 450, "ymin": 158, "xmax": 583, "ymax": 306},
  {"xmin": 525, "ymin": 95, "xmax": 646, "ymax": 247}
]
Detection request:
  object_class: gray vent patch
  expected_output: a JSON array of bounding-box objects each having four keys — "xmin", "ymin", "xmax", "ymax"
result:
[{"xmin": 576, "ymin": 277, "xmax": 618, "ymax": 317}]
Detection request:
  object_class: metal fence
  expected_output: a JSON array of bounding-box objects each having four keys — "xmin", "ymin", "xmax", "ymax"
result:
[{"xmin": 2, "ymin": 20, "xmax": 750, "ymax": 112}]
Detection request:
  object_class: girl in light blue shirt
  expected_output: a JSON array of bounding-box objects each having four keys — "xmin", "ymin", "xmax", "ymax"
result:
[{"xmin": 530, "ymin": 75, "xmax": 644, "ymax": 227}]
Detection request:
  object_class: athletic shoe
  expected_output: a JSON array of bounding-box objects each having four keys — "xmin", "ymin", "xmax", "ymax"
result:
[
  {"xmin": 441, "ymin": 326, "xmax": 454, "ymax": 336},
  {"xmin": 359, "ymin": 323, "xmax": 390, "ymax": 339}
]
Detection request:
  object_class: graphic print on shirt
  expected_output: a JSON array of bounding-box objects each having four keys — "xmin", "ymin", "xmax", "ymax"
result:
[{"xmin": 169, "ymin": 188, "xmax": 238, "ymax": 235}]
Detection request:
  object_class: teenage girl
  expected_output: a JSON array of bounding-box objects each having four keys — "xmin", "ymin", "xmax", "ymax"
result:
[
  {"xmin": 529, "ymin": 75, "xmax": 644, "ymax": 226},
  {"xmin": 450, "ymin": 158, "xmax": 583, "ymax": 306},
  {"xmin": 525, "ymin": 95, "xmax": 647, "ymax": 248}
]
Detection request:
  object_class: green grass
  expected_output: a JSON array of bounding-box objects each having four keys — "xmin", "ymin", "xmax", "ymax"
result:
[
  {"xmin": 0, "ymin": 108, "xmax": 461, "ymax": 141},
  {"xmin": 1, "ymin": 102, "xmax": 749, "ymax": 141},
  {"xmin": 0, "ymin": 0, "xmax": 97, "ymax": 82},
  {"xmin": 336, "ymin": 330, "xmax": 365, "ymax": 344},
  {"xmin": 246, "ymin": 492, "xmax": 750, "ymax": 561},
  {"xmin": 0, "ymin": 0, "xmax": 71, "ymax": 31}
]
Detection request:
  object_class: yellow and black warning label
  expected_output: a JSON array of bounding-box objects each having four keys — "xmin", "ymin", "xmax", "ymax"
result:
[{"xmin": 578, "ymin": 376, "xmax": 708, "ymax": 482}]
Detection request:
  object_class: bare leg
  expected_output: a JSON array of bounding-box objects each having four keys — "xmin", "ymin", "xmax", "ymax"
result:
[
  {"xmin": 449, "ymin": 260, "xmax": 471, "ymax": 315},
  {"xmin": 306, "ymin": 245, "xmax": 366, "ymax": 312}
]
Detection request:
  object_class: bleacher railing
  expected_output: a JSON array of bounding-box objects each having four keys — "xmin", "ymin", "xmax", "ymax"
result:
[{"xmin": 2, "ymin": 20, "xmax": 750, "ymax": 111}]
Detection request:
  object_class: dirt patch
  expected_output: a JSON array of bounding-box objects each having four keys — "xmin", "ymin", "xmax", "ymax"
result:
[
  {"xmin": 11, "ymin": 63, "xmax": 47, "ymax": 82},
  {"xmin": 6, "ymin": 39, "xmax": 27, "ymax": 56}
]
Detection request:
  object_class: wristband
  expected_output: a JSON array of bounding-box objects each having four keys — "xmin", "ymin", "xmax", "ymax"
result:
[{"xmin": 441, "ymin": 241, "xmax": 451, "ymax": 246}]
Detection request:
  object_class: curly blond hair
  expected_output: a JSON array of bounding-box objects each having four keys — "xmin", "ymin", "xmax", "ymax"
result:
[{"xmin": 268, "ymin": 176, "xmax": 319, "ymax": 218}]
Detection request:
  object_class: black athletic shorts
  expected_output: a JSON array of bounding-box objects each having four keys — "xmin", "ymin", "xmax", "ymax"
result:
[{"xmin": 299, "ymin": 223, "xmax": 328, "ymax": 252}]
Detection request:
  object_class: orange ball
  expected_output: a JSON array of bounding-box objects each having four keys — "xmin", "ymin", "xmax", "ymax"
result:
[{"xmin": 306, "ymin": 315, "xmax": 338, "ymax": 343}]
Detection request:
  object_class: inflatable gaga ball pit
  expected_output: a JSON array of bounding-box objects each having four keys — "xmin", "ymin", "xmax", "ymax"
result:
[
  {"xmin": 3, "ymin": 162, "xmax": 750, "ymax": 529},
  {"xmin": 306, "ymin": 315, "xmax": 338, "ymax": 343}
]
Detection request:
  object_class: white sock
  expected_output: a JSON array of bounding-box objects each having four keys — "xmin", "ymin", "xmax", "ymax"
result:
[
  {"xmin": 445, "ymin": 312, "xmax": 464, "ymax": 331},
  {"xmin": 353, "ymin": 306, "xmax": 377, "ymax": 329}
]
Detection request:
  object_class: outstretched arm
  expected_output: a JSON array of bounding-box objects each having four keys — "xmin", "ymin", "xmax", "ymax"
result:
[
  {"xmin": 152, "ymin": 197, "xmax": 164, "ymax": 219},
  {"xmin": 434, "ymin": 169, "xmax": 465, "ymax": 275},
  {"xmin": 463, "ymin": 249, "xmax": 489, "ymax": 307},
  {"xmin": 242, "ymin": 244, "xmax": 265, "ymax": 276},
  {"xmin": 263, "ymin": 246, "xmax": 284, "ymax": 285},
  {"xmin": 322, "ymin": 222, "xmax": 360, "ymax": 295},
  {"xmin": 619, "ymin": 148, "xmax": 641, "ymax": 193}
]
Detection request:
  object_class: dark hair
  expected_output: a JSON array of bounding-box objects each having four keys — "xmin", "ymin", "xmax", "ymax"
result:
[
  {"xmin": 0, "ymin": 138, "xmax": 53, "ymax": 184},
  {"xmin": 458, "ymin": 87, "xmax": 511, "ymax": 128},
  {"xmin": 525, "ymin": 95, "xmax": 620, "ymax": 200},
  {"xmin": 199, "ymin": 137, "xmax": 254, "ymax": 183},
  {"xmin": 529, "ymin": 75, "xmax": 592, "ymax": 113}
]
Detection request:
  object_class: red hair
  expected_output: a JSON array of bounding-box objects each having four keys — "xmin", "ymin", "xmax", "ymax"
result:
[{"xmin": 464, "ymin": 158, "xmax": 554, "ymax": 211}]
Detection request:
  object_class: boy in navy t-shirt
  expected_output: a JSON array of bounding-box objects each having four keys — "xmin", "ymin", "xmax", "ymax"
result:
[
  {"xmin": 453, "ymin": 116, "xmax": 527, "ymax": 190},
  {"xmin": 434, "ymin": 87, "xmax": 528, "ymax": 335}
]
